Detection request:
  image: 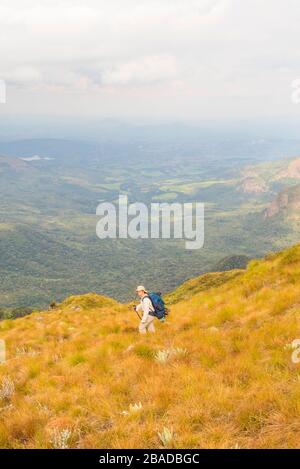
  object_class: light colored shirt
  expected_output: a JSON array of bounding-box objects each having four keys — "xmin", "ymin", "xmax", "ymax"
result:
[{"xmin": 136, "ymin": 294, "xmax": 154, "ymax": 323}]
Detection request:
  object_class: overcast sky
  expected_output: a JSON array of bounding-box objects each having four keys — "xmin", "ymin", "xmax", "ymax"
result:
[{"xmin": 1, "ymin": 0, "xmax": 300, "ymax": 121}]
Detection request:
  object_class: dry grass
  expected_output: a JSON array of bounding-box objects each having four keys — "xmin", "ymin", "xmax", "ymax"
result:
[{"xmin": 0, "ymin": 245, "xmax": 300, "ymax": 448}]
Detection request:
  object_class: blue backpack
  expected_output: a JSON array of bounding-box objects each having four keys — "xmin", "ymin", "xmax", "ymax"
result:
[{"xmin": 143, "ymin": 292, "xmax": 167, "ymax": 321}]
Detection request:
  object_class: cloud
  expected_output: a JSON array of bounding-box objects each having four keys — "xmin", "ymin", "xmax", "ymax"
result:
[
  {"xmin": 2, "ymin": 66, "xmax": 42, "ymax": 86},
  {"xmin": 0, "ymin": 0, "xmax": 300, "ymax": 119},
  {"xmin": 101, "ymin": 55, "xmax": 178, "ymax": 86},
  {"xmin": 0, "ymin": 0, "xmax": 228, "ymax": 89}
]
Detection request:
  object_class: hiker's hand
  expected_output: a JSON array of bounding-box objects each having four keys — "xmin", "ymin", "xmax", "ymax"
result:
[{"xmin": 132, "ymin": 305, "xmax": 137, "ymax": 311}]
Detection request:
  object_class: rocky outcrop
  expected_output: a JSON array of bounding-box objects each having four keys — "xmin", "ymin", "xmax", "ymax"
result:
[
  {"xmin": 278, "ymin": 157, "xmax": 300, "ymax": 180},
  {"xmin": 263, "ymin": 185, "xmax": 300, "ymax": 219},
  {"xmin": 237, "ymin": 176, "xmax": 268, "ymax": 194}
]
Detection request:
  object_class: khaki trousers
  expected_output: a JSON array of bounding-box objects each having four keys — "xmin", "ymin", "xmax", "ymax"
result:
[{"xmin": 139, "ymin": 315, "xmax": 155, "ymax": 334}]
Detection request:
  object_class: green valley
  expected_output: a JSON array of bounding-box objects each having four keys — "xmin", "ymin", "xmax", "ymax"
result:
[{"xmin": 1, "ymin": 138, "xmax": 300, "ymax": 312}]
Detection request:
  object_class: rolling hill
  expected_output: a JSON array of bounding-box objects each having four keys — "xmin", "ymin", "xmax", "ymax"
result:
[
  {"xmin": 1, "ymin": 138, "xmax": 300, "ymax": 317},
  {"xmin": 0, "ymin": 242, "xmax": 300, "ymax": 448},
  {"xmin": 2, "ymin": 137, "xmax": 300, "ymax": 311},
  {"xmin": 0, "ymin": 155, "xmax": 29, "ymax": 173}
]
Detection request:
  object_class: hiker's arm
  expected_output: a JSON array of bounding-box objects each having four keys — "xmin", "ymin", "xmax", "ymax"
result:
[
  {"xmin": 141, "ymin": 298, "xmax": 151, "ymax": 323},
  {"xmin": 136, "ymin": 303, "xmax": 143, "ymax": 312}
]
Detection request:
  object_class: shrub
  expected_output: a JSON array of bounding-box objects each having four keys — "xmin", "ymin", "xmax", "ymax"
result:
[
  {"xmin": 50, "ymin": 428, "xmax": 72, "ymax": 449},
  {"xmin": 134, "ymin": 344, "xmax": 154, "ymax": 359},
  {"xmin": 158, "ymin": 427, "xmax": 175, "ymax": 446},
  {"xmin": 0, "ymin": 377, "xmax": 15, "ymax": 401},
  {"xmin": 155, "ymin": 348, "xmax": 187, "ymax": 364}
]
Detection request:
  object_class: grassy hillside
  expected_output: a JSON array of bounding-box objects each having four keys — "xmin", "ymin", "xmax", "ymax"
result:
[
  {"xmin": 164, "ymin": 270, "xmax": 242, "ymax": 304},
  {"xmin": 0, "ymin": 244, "xmax": 300, "ymax": 448}
]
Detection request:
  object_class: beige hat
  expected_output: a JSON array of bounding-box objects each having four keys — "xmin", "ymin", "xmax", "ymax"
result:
[{"xmin": 136, "ymin": 285, "xmax": 147, "ymax": 293}]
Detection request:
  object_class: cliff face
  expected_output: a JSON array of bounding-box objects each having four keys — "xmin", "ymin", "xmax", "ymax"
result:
[
  {"xmin": 263, "ymin": 185, "xmax": 300, "ymax": 219},
  {"xmin": 237, "ymin": 176, "xmax": 268, "ymax": 194},
  {"xmin": 278, "ymin": 157, "xmax": 300, "ymax": 180},
  {"xmin": 237, "ymin": 156, "xmax": 300, "ymax": 196}
]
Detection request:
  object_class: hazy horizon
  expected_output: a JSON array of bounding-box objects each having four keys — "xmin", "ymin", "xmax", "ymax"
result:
[{"xmin": 1, "ymin": 115, "xmax": 300, "ymax": 144}]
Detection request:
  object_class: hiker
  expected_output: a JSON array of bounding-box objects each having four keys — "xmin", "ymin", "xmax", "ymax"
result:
[{"xmin": 135, "ymin": 285, "xmax": 156, "ymax": 334}]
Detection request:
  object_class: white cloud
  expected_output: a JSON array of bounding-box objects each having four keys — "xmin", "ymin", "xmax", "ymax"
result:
[
  {"xmin": 0, "ymin": 0, "xmax": 300, "ymax": 119},
  {"xmin": 101, "ymin": 55, "xmax": 178, "ymax": 86},
  {"xmin": 2, "ymin": 66, "xmax": 42, "ymax": 85}
]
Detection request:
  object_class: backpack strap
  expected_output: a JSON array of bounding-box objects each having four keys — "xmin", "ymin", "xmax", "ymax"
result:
[{"xmin": 142, "ymin": 295, "xmax": 155, "ymax": 312}]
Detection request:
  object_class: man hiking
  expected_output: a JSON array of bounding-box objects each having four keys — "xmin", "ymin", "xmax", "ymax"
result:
[{"xmin": 135, "ymin": 285, "xmax": 156, "ymax": 334}]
